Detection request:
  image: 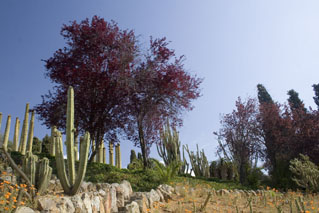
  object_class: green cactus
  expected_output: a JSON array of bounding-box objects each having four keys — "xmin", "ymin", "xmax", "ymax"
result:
[
  {"xmin": 74, "ymin": 135, "xmax": 79, "ymax": 161},
  {"xmin": 109, "ymin": 141, "xmax": 114, "ymax": 166},
  {"xmin": 103, "ymin": 147, "xmax": 106, "ymax": 164},
  {"xmin": 22, "ymin": 152, "xmax": 38, "ymax": 186},
  {"xmin": 115, "ymin": 144, "xmax": 121, "ymax": 168},
  {"xmin": 13, "ymin": 117, "xmax": 20, "ymax": 151},
  {"xmin": 2, "ymin": 115, "xmax": 11, "ymax": 151},
  {"xmin": 26, "ymin": 110, "xmax": 35, "ymax": 153},
  {"xmin": 157, "ymin": 121, "xmax": 181, "ymax": 166},
  {"xmin": 36, "ymin": 157, "xmax": 52, "ymax": 195},
  {"xmin": 50, "ymin": 126, "xmax": 57, "ymax": 156},
  {"xmin": 185, "ymin": 144, "xmax": 210, "ymax": 178},
  {"xmin": 55, "ymin": 86, "xmax": 90, "ymax": 195},
  {"xmin": 181, "ymin": 145, "xmax": 189, "ymax": 175},
  {"xmin": 97, "ymin": 140, "xmax": 104, "ymax": 163},
  {"xmin": 22, "ymin": 152, "xmax": 52, "ymax": 195},
  {"xmin": 19, "ymin": 103, "xmax": 30, "ymax": 155}
]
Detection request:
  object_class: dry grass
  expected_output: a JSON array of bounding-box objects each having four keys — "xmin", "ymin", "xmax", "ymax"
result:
[{"xmin": 152, "ymin": 179, "xmax": 319, "ymax": 213}]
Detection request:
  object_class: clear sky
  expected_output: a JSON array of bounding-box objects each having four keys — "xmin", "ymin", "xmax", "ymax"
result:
[{"xmin": 1, "ymin": 1, "xmax": 319, "ymax": 167}]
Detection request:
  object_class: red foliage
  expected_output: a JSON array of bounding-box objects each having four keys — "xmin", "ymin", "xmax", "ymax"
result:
[{"xmin": 35, "ymin": 16, "xmax": 138, "ymax": 157}]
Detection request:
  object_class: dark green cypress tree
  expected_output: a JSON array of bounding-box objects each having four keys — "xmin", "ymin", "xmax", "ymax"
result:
[
  {"xmin": 257, "ymin": 84, "xmax": 273, "ymax": 104},
  {"xmin": 287, "ymin": 89, "xmax": 306, "ymax": 112},
  {"xmin": 312, "ymin": 84, "xmax": 319, "ymax": 108}
]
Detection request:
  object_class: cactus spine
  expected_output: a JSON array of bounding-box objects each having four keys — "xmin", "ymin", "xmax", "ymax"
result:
[
  {"xmin": 13, "ymin": 117, "xmax": 20, "ymax": 151},
  {"xmin": 55, "ymin": 86, "xmax": 90, "ymax": 195},
  {"xmin": 109, "ymin": 141, "xmax": 114, "ymax": 166},
  {"xmin": 2, "ymin": 115, "xmax": 11, "ymax": 151},
  {"xmin": 26, "ymin": 110, "xmax": 35, "ymax": 153},
  {"xmin": 19, "ymin": 103, "xmax": 30, "ymax": 155},
  {"xmin": 115, "ymin": 144, "xmax": 121, "ymax": 168}
]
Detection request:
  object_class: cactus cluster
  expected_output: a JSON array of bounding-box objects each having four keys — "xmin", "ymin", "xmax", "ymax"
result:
[
  {"xmin": 157, "ymin": 121, "xmax": 181, "ymax": 166},
  {"xmin": 184, "ymin": 144, "xmax": 210, "ymax": 178},
  {"xmin": 22, "ymin": 152, "xmax": 52, "ymax": 195},
  {"xmin": 210, "ymin": 159, "xmax": 237, "ymax": 181},
  {"xmin": 54, "ymin": 86, "xmax": 90, "ymax": 195},
  {"xmin": 1, "ymin": 109, "xmax": 52, "ymax": 196}
]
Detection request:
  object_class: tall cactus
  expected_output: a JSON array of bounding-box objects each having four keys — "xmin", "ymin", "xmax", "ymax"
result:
[
  {"xmin": 55, "ymin": 86, "xmax": 90, "ymax": 195},
  {"xmin": 115, "ymin": 144, "xmax": 121, "ymax": 168},
  {"xmin": 26, "ymin": 110, "xmax": 35, "ymax": 153},
  {"xmin": 103, "ymin": 147, "xmax": 106, "ymax": 164},
  {"xmin": 109, "ymin": 141, "xmax": 114, "ymax": 166},
  {"xmin": 2, "ymin": 115, "xmax": 11, "ymax": 151},
  {"xmin": 185, "ymin": 144, "xmax": 210, "ymax": 178},
  {"xmin": 157, "ymin": 121, "xmax": 181, "ymax": 166},
  {"xmin": 19, "ymin": 103, "xmax": 30, "ymax": 155},
  {"xmin": 97, "ymin": 140, "xmax": 104, "ymax": 163},
  {"xmin": 13, "ymin": 117, "xmax": 20, "ymax": 151},
  {"xmin": 50, "ymin": 126, "xmax": 57, "ymax": 156}
]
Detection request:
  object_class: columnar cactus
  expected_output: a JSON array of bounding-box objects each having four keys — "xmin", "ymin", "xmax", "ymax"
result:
[
  {"xmin": 115, "ymin": 144, "xmax": 121, "ymax": 169},
  {"xmin": 109, "ymin": 141, "xmax": 114, "ymax": 166},
  {"xmin": 26, "ymin": 110, "xmax": 35, "ymax": 153},
  {"xmin": 97, "ymin": 140, "xmax": 104, "ymax": 163},
  {"xmin": 19, "ymin": 103, "xmax": 30, "ymax": 155},
  {"xmin": 22, "ymin": 152, "xmax": 52, "ymax": 195},
  {"xmin": 2, "ymin": 115, "xmax": 11, "ymax": 151},
  {"xmin": 103, "ymin": 147, "xmax": 106, "ymax": 164},
  {"xmin": 36, "ymin": 158, "xmax": 52, "ymax": 195},
  {"xmin": 74, "ymin": 135, "xmax": 79, "ymax": 161},
  {"xmin": 185, "ymin": 144, "xmax": 210, "ymax": 178},
  {"xmin": 130, "ymin": 150, "xmax": 137, "ymax": 163},
  {"xmin": 13, "ymin": 117, "xmax": 20, "ymax": 151},
  {"xmin": 55, "ymin": 86, "xmax": 90, "ymax": 195},
  {"xmin": 50, "ymin": 126, "xmax": 57, "ymax": 156},
  {"xmin": 157, "ymin": 121, "xmax": 181, "ymax": 166}
]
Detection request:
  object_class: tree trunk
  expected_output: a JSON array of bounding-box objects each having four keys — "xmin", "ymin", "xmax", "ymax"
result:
[{"xmin": 138, "ymin": 119, "xmax": 148, "ymax": 169}]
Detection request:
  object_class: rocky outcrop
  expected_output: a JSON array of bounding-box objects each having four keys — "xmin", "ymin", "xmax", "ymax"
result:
[{"xmin": 34, "ymin": 179, "xmax": 175, "ymax": 213}]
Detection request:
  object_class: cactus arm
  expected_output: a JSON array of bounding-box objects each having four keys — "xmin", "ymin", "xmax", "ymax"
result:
[
  {"xmin": 70, "ymin": 132, "xmax": 90, "ymax": 195},
  {"xmin": 2, "ymin": 115, "xmax": 11, "ymax": 151},
  {"xmin": 66, "ymin": 87, "xmax": 75, "ymax": 185},
  {"xmin": 13, "ymin": 117, "xmax": 20, "ymax": 151},
  {"xmin": 26, "ymin": 110, "xmax": 35, "ymax": 153},
  {"xmin": 55, "ymin": 131, "xmax": 71, "ymax": 193},
  {"xmin": 50, "ymin": 126, "xmax": 57, "ymax": 156}
]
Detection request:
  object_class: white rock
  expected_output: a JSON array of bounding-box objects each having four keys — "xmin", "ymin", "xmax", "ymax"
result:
[{"xmin": 125, "ymin": 201, "xmax": 140, "ymax": 213}]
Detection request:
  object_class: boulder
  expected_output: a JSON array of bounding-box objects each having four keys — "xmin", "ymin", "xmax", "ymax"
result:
[
  {"xmin": 15, "ymin": 206, "xmax": 35, "ymax": 213},
  {"xmin": 125, "ymin": 201, "xmax": 140, "ymax": 213}
]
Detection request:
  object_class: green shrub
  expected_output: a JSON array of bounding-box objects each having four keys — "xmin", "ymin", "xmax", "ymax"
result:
[{"xmin": 289, "ymin": 154, "xmax": 319, "ymax": 192}]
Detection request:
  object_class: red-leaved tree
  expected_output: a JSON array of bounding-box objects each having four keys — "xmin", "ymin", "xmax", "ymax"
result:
[
  {"xmin": 35, "ymin": 16, "xmax": 138, "ymax": 160},
  {"xmin": 125, "ymin": 38, "xmax": 202, "ymax": 168}
]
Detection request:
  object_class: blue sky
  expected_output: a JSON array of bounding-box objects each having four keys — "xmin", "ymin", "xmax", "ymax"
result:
[{"xmin": 1, "ymin": 1, "xmax": 319, "ymax": 167}]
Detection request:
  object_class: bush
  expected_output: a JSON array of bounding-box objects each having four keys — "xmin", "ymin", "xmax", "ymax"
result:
[{"xmin": 289, "ymin": 154, "xmax": 319, "ymax": 192}]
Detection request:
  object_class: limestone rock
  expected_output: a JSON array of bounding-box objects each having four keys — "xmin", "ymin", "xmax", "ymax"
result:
[
  {"xmin": 15, "ymin": 206, "xmax": 35, "ymax": 213},
  {"xmin": 125, "ymin": 201, "xmax": 140, "ymax": 213}
]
